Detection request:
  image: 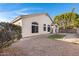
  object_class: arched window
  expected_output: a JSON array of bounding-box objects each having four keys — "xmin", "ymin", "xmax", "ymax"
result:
[
  {"xmin": 32, "ymin": 22, "xmax": 38, "ymax": 33},
  {"xmin": 43, "ymin": 24, "xmax": 46, "ymax": 31}
]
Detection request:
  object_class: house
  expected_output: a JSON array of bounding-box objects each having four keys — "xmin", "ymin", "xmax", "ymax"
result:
[
  {"xmin": 51, "ymin": 24, "xmax": 59, "ymax": 34},
  {"xmin": 11, "ymin": 16, "xmax": 22, "ymax": 26},
  {"xmin": 11, "ymin": 13, "xmax": 53, "ymax": 37}
]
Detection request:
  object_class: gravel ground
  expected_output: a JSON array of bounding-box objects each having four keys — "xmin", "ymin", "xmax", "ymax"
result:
[{"xmin": 1, "ymin": 34, "xmax": 79, "ymax": 56}]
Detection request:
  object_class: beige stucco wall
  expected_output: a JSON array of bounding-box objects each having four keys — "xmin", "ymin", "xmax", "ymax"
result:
[
  {"xmin": 13, "ymin": 19, "xmax": 22, "ymax": 26},
  {"xmin": 22, "ymin": 14, "xmax": 52, "ymax": 37},
  {"xmin": 52, "ymin": 24, "xmax": 59, "ymax": 34}
]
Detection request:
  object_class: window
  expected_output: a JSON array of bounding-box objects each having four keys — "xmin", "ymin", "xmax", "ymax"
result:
[
  {"xmin": 43, "ymin": 24, "xmax": 46, "ymax": 31},
  {"xmin": 48, "ymin": 25, "xmax": 50, "ymax": 32},
  {"xmin": 32, "ymin": 22, "xmax": 38, "ymax": 33}
]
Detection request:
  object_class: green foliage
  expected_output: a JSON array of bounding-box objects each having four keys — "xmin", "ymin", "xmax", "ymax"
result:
[
  {"xmin": 54, "ymin": 12, "xmax": 79, "ymax": 29},
  {"xmin": 0, "ymin": 22, "xmax": 22, "ymax": 48},
  {"xmin": 48, "ymin": 34, "xmax": 65, "ymax": 39}
]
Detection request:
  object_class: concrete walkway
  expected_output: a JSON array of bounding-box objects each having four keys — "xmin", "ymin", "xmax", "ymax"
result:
[
  {"xmin": 63, "ymin": 33, "xmax": 77, "ymax": 39},
  {"xmin": 61, "ymin": 33, "xmax": 79, "ymax": 43}
]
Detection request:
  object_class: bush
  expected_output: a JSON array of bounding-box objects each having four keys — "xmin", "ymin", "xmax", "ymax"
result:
[
  {"xmin": 0, "ymin": 22, "xmax": 22, "ymax": 48},
  {"xmin": 48, "ymin": 34, "xmax": 65, "ymax": 39}
]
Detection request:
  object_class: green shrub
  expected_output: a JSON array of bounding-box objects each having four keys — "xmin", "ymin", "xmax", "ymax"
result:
[
  {"xmin": 0, "ymin": 22, "xmax": 22, "ymax": 48},
  {"xmin": 48, "ymin": 34, "xmax": 65, "ymax": 39}
]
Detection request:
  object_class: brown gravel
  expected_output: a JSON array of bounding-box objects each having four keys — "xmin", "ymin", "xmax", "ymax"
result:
[{"xmin": 1, "ymin": 34, "xmax": 79, "ymax": 56}]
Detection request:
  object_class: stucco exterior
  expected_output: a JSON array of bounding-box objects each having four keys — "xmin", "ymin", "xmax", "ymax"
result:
[
  {"xmin": 11, "ymin": 16, "xmax": 22, "ymax": 26},
  {"xmin": 51, "ymin": 24, "xmax": 59, "ymax": 34},
  {"xmin": 22, "ymin": 14, "xmax": 52, "ymax": 37},
  {"xmin": 12, "ymin": 13, "xmax": 52, "ymax": 37},
  {"xmin": 13, "ymin": 19, "xmax": 22, "ymax": 26}
]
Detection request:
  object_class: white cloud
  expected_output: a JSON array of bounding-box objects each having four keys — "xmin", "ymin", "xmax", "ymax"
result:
[
  {"xmin": 0, "ymin": 7, "xmax": 43, "ymax": 15},
  {"xmin": 15, "ymin": 12, "xmax": 29, "ymax": 15},
  {"xmin": 15, "ymin": 8, "xmax": 43, "ymax": 12},
  {"xmin": 0, "ymin": 18, "xmax": 10, "ymax": 22},
  {"xmin": 0, "ymin": 7, "xmax": 44, "ymax": 22},
  {"xmin": 14, "ymin": 7, "xmax": 43, "ymax": 15}
]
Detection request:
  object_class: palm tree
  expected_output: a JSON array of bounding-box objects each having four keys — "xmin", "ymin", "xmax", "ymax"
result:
[{"xmin": 70, "ymin": 8, "xmax": 75, "ymax": 21}]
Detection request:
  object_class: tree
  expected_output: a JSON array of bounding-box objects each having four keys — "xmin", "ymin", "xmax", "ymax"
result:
[{"xmin": 54, "ymin": 12, "xmax": 79, "ymax": 29}]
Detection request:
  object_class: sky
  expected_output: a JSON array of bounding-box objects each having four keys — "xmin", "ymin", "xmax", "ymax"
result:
[{"xmin": 0, "ymin": 3, "xmax": 79, "ymax": 22}]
